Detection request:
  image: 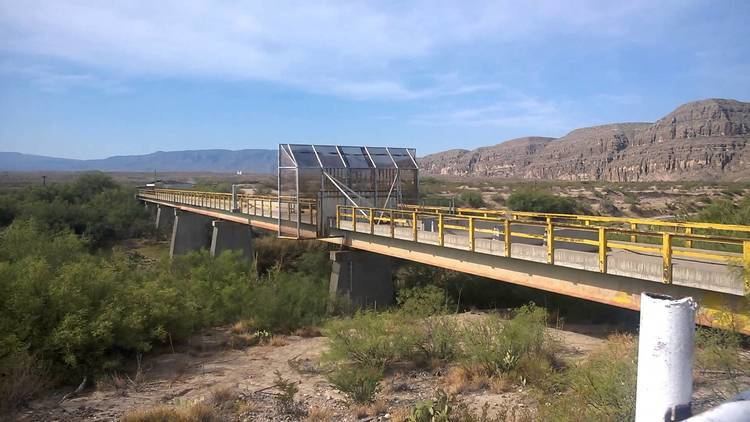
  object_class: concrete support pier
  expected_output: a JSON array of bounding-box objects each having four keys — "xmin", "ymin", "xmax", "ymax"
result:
[
  {"xmin": 170, "ymin": 210, "xmax": 211, "ymax": 258},
  {"xmin": 155, "ymin": 205, "xmax": 175, "ymax": 231},
  {"xmin": 210, "ymin": 220, "xmax": 253, "ymax": 261},
  {"xmin": 329, "ymin": 250, "xmax": 394, "ymax": 309}
]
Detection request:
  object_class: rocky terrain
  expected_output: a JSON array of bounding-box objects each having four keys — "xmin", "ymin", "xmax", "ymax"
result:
[{"xmin": 420, "ymin": 99, "xmax": 750, "ymax": 181}]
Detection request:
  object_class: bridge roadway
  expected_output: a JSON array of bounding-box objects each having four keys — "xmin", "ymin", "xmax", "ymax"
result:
[{"xmin": 137, "ymin": 188, "xmax": 750, "ymax": 334}]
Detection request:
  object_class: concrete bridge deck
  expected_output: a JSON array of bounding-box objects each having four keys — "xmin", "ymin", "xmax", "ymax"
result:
[{"xmin": 136, "ymin": 188, "xmax": 750, "ymax": 334}]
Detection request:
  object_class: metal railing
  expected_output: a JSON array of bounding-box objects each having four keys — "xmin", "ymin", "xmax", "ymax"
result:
[
  {"xmin": 137, "ymin": 188, "xmax": 318, "ymax": 224},
  {"xmin": 336, "ymin": 205, "xmax": 750, "ymax": 287}
]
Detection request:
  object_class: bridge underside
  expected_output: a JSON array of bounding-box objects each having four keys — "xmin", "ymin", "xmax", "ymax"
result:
[{"xmin": 140, "ymin": 197, "xmax": 750, "ymax": 334}]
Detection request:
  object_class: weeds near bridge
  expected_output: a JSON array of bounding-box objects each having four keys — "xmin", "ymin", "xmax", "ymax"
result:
[{"xmin": 539, "ymin": 334, "xmax": 637, "ymax": 422}]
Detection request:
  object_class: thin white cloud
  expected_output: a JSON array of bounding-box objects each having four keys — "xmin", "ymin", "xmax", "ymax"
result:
[
  {"xmin": 0, "ymin": 0, "xmax": 692, "ymax": 99},
  {"xmin": 412, "ymin": 95, "xmax": 570, "ymax": 134}
]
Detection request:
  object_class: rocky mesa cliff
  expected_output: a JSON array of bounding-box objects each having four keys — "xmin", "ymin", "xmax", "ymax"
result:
[{"xmin": 419, "ymin": 99, "xmax": 750, "ymax": 181}]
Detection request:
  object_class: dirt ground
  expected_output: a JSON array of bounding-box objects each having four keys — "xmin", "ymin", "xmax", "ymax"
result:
[
  {"xmin": 14, "ymin": 313, "xmax": 748, "ymax": 422},
  {"xmin": 14, "ymin": 313, "xmax": 609, "ymax": 422}
]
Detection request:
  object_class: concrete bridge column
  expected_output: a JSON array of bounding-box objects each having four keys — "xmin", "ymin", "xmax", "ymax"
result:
[
  {"xmin": 155, "ymin": 204, "xmax": 175, "ymax": 231},
  {"xmin": 329, "ymin": 250, "xmax": 394, "ymax": 309},
  {"xmin": 170, "ymin": 210, "xmax": 212, "ymax": 258},
  {"xmin": 210, "ymin": 220, "xmax": 253, "ymax": 261}
]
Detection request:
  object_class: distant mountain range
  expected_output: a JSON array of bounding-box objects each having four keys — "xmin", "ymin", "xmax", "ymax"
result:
[
  {"xmin": 0, "ymin": 149, "xmax": 277, "ymax": 173},
  {"xmin": 3, "ymin": 98, "xmax": 749, "ymax": 181},
  {"xmin": 420, "ymin": 98, "xmax": 750, "ymax": 182}
]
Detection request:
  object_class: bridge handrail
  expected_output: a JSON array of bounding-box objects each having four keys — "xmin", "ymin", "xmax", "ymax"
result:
[
  {"xmin": 336, "ymin": 205, "xmax": 750, "ymax": 288},
  {"xmin": 400, "ymin": 204, "xmax": 750, "ymax": 235}
]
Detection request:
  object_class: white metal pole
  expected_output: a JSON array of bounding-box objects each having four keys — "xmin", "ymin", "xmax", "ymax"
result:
[{"xmin": 635, "ymin": 293, "xmax": 697, "ymax": 422}]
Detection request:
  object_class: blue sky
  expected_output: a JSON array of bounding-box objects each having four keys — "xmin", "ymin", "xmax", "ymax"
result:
[{"xmin": 1, "ymin": 1, "xmax": 749, "ymax": 159}]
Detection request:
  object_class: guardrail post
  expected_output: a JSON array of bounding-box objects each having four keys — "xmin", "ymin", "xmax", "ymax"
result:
[
  {"xmin": 412, "ymin": 212, "xmax": 418, "ymax": 241},
  {"xmin": 468, "ymin": 217, "xmax": 475, "ymax": 252},
  {"xmin": 353, "ymin": 207, "xmax": 358, "ymax": 232},
  {"xmin": 504, "ymin": 219, "xmax": 511, "ymax": 258},
  {"xmin": 389, "ymin": 210, "xmax": 395, "ymax": 238},
  {"xmin": 598, "ymin": 227, "xmax": 607, "ymax": 273},
  {"xmin": 744, "ymin": 241, "xmax": 750, "ymax": 293},
  {"xmin": 685, "ymin": 227, "xmax": 693, "ymax": 249},
  {"xmin": 438, "ymin": 214, "xmax": 445, "ymax": 247},
  {"xmin": 369, "ymin": 208, "xmax": 374, "ymax": 235},
  {"xmin": 546, "ymin": 217, "xmax": 555, "ymax": 265},
  {"xmin": 335, "ymin": 205, "xmax": 341, "ymax": 229},
  {"xmin": 630, "ymin": 223, "xmax": 637, "ymax": 243},
  {"xmin": 662, "ymin": 232, "xmax": 672, "ymax": 284}
]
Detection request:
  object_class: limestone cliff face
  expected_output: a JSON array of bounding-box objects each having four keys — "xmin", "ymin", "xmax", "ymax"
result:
[{"xmin": 419, "ymin": 99, "xmax": 750, "ymax": 181}]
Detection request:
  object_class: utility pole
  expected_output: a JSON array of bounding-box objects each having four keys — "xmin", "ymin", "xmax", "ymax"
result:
[{"xmin": 42, "ymin": 175, "xmax": 46, "ymax": 186}]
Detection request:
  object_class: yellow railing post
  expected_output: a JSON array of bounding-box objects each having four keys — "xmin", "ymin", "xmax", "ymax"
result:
[
  {"xmin": 389, "ymin": 210, "xmax": 395, "ymax": 238},
  {"xmin": 468, "ymin": 217, "xmax": 475, "ymax": 252},
  {"xmin": 369, "ymin": 208, "xmax": 374, "ymax": 235},
  {"xmin": 598, "ymin": 227, "xmax": 607, "ymax": 273},
  {"xmin": 438, "ymin": 214, "xmax": 445, "ymax": 247},
  {"xmin": 353, "ymin": 207, "xmax": 358, "ymax": 232},
  {"xmin": 336, "ymin": 205, "xmax": 340, "ymax": 229},
  {"xmin": 412, "ymin": 212, "xmax": 418, "ymax": 241},
  {"xmin": 744, "ymin": 241, "xmax": 750, "ymax": 293},
  {"xmin": 630, "ymin": 223, "xmax": 637, "ymax": 243},
  {"xmin": 546, "ymin": 217, "xmax": 555, "ymax": 265},
  {"xmin": 662, "ymin": 232, "xmax": 672, "ymax": 284},
  {"xmin": 685, "ymin": 227, "xmax": 693, "ymax": 249},
  {"xmin": 504, "ymin": 219, "xmax": 512, "ymax": 258}
]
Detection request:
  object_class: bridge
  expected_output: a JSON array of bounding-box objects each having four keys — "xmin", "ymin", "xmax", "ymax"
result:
[{"xmin": 136, "ymin": 144, "xmax": 750, "ymax": 334}]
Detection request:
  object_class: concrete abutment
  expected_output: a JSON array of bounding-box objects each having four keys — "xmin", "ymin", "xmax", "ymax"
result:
[
  {"xmin": 170, "ymin": 210, "xmax": 212, "ymax": 258},
  {"xmin": 329, "ymin": 250, "xmax": 394, "ymax": 309},
  {"xmin": 210, "ymin": 220, "xmax": 254, "ymax": 261}
]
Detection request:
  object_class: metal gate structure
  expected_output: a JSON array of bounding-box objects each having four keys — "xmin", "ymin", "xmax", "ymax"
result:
[{"xmin": 277, "ymin": 144, "xmax": 419, "ymax": 238}]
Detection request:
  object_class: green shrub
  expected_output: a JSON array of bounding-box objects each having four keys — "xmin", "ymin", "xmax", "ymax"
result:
[
  {"xmin": 323, "ymin": 311, "xmax": 417, "ymax": 369},
  {"xmin": 507, "ymin": 189, "xmax": 582, "ymax": 214},
  {"xmin": 539, "ymin": 335, "xmax": 636, "ymax": 422},
  {"xmin": 0, "ymin": 218, "xmax": 328, "ymax": 387},
  {"xmin": 327, "ymin": 365, "xmax": 383, "ymax": 404},
  {"xmin": 461, "ymin": 305, "xmax": 549, "ymax": 377},
  {"xmin": 416, "ymin": 317, "xmax": 461, "ymax": 363},
  {"xmin": 397, "ymin": 285, "xmax": 453, "ymax": 317},
  {"xmin": 272, "ymin": 370, "xmax": 301, "ymax": 414},
  {"xmin": 458, "ymin": 191, "xmax": 486, "ymax": 208},
  {"xmin": 695, "ymin": 327, "xmax": 747, "ymax": 377}
]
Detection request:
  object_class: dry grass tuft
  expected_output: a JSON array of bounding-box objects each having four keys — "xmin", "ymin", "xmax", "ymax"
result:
[
  {"xmin": 442, "ymin": 366, "xmax": 491, "ymax": 394},
  {"xmin": 294, "ymin": 326, "xmax": 323, "ymax": 338},
  {"xmin": 230, "ymin": 319, "xmax": 255, "ymax": 335},
  {"xmin": 229, "ymin": 333, "xmax": 259, "ymax": 349},
  {"xmin": 389, "ymin": 406, "xmax": 411, "ymax": 422},
  {"xmin": 306, "ymin": 405, "xmax": 335, "ymax": 421},
  {"xmin": 270, "ymin": 336, "xmax": 289, "ymax": 347},
  {"xmin": 121, "ymin": 401, "xmax": 221, "ymax": 422},
  {"xmin": 0, "ymin": 353, "xmax": 49, "ymax": 416}
]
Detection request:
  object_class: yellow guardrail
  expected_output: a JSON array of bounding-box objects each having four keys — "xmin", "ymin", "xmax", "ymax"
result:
[
  {"xmin": 336, "ymin": 205, "xmax": 750, "ymax": 287},
  {"xmin": 137, "ymin": 188, "xmax": 317, "ymax": 224}
]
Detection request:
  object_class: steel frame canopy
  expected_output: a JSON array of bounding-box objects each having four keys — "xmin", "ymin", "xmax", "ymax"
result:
[{"xmin": 278, "ymin": 144, "xmax": 419, "ymax": 238}]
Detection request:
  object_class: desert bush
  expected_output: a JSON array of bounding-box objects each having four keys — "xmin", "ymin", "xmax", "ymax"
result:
[
  {"xmin": 0, "ymin": 351, "xmax": 49, "ymax": 416},
  {"xmin": 458, "ymin": 191, "xmax": 486, "ymax": 208},
  {"xmin": 416, "ymin": 317, "xmax": 461, "ymax": 363},
  {"xmin": 248, "ymin": 268, "xmax": 329, "ymax": 333},
  {"xmin": 327, "ymin": 365, "xmax": 383, "ymax": 404},
  {"xmin": 273, "ymin": 370, "xmax": 302, "ymax": 414},
  {"xmin": 461, "ymin": 305, "xmax": 550, "ymax": 378},
  {"xmin": 121, "ymin": 401, "xmax": 220, "ymax": 422},
  {"xmin": 0, "ymin": 173, "xmax": 153, "ymax": 248},
  {"xmin": 0, "ymin": 218, "xmax": 328, "ymax": 391},
  {"xmin": 324, "ymin": 311, "xmax": 418, "ymax": 368},
  {"xmin": 539, "ymin": 334, "xmax": 636, "ymax": 422},
  {"xmin": 507, "ymin": 189, "xmax": 582, "ymax": 214},
  {"xmin": 695, "ymin": 326, "xmax": 748, "ymax": 400},
  {"xmin": 397, "ymin": 285, "xmax": 453, "ymax": 317}
]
